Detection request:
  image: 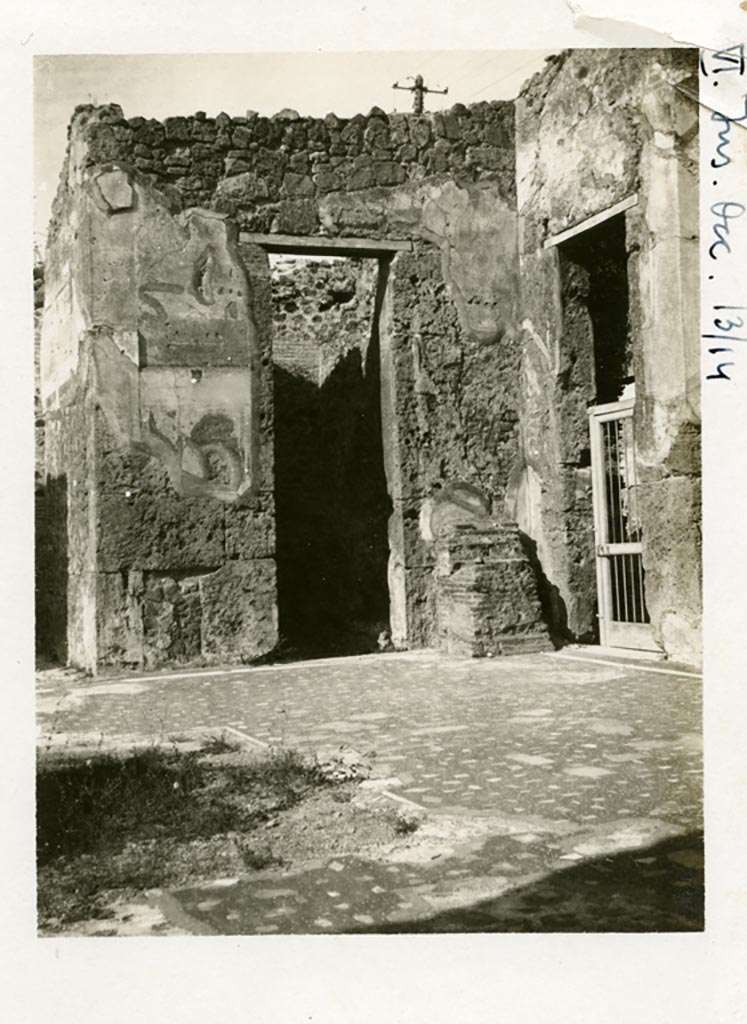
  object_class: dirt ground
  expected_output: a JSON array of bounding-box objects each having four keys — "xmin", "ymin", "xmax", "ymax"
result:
[{"xmin": 37, "ymin": 737, "xmax": 422, "ymax": 937}]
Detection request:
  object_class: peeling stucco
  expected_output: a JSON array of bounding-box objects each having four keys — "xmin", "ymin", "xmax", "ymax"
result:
[{"xmin": 37, "ymin": 48, "xmax": 702, "ymax": 670}]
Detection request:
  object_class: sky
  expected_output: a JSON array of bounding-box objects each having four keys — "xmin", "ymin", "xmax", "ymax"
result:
[{"xmin": 33, "ymin": 50, "xmax": 555, "ymax": 242}]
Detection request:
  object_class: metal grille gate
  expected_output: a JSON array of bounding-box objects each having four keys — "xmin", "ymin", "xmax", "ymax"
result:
[{"xmin": 588, "ymin": 398, "xmax": 659, "ymax": 652}]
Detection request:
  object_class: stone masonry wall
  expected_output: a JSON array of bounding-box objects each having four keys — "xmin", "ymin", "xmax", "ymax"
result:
[
  {"xmin": 513, "ymin": 48, "xmax": 701, "ymax": 662},
  {"xmin": 41, "ymin": 96, "xmax": 530, "ymax": 667},
  {"xmin": 40, "ymin": 49, "xmax": 701, "ymax": 669},
  {"xmin": 49, "ymin": 102, "xmax": 515, "ymax": 241},
  {"xmin": 41, "ymin": 122, "xmax": 279, "ymax": 671},
  {"xmin": 386, "ymin": 244, "xmax": 522, "ymax": 645},
  {"xmin": 48, "ymin": 100, "xmax": 519, "ymax": 358},
  {"xmin": 270, "ymin": 256, "xmax": 378, "ymax": 383}
]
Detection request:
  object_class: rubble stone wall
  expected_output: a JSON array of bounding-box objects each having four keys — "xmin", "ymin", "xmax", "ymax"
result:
[
  {"xmin": 41, "ymin": 97, "xmax": 527, "ymax": 668},
  {"xmin": 38, "ymin": 48, "xmax": 701, "ymax": 670},
  {"xmin": 53, "ymin": 102, "xmax": 515, "ymax": 239}
]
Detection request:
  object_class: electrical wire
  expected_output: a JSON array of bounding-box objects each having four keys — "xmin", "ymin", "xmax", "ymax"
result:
[
  {"xmin": 396, "ymin": 52, "xmax": 507, "ymax": 101},
  {"xmin": 447, "ymin": 53, "xmax": 508, "ymax": 90},
  {"xmin": 464, "ymin": 56, "xmax": 543, "ymax": 101}
]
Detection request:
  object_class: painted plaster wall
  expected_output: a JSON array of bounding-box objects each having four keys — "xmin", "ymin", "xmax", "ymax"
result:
[
  {"xmin": 49, "ymin": 99, "xmax": 519, "ymax": 356},
  {"xmin": 41, "ymin": 98, "xmax": 532, "ymax": 667},
  {"xmin": 40, "ymin": 49, "xmax": 701, "ymax": 669},
  {"xmin": 514, "ymin": 48, "xmax": 701, "ymax": 663},
  {"xmin": 41, "ymin": 116, "xmax": 278, "ymax": 670},
  {"xmin": 385, "ymin": 241, "xmax": 524, "ymax": 645}
]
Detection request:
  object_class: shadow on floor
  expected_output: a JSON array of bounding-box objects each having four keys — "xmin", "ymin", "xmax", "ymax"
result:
[
  {"xmin": 347, "ymin": 830, "xmax": 704, "ymax": 933},
  {"xmin": 250, "ymin": 630, "xmax": 389, "ymax": 665}
]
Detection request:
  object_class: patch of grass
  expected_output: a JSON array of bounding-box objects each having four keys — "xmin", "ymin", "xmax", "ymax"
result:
[{"xmin": 37, "ymin": 744, "xmax": 330, "ymax": 927}]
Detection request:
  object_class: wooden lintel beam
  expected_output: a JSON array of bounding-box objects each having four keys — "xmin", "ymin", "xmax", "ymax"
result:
[
  {"xmin": 238, "ymin": 232, "xmax": 413, "ymax": 257},
  {"xmin": 543, "ymin": 194, "xmax": 639, "ymax": 249}
]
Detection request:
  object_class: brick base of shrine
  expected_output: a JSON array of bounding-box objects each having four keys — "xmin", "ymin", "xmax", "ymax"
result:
[{"xmin": 434, "ymin": 524, "xmax": 553, "ymax": 657}]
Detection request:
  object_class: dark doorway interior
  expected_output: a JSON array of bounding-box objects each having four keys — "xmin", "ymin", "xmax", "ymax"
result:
[
  {"xmin": 559, "ymin": 209, "xmax": 654, "ymax": 648},
  {"xmin": 271, "ymin": 255, "xmax": 391, "ymax": 656},
  {"xmin": 559, "ymin": 212, "xmax": 631, "ymax": 404},
  {"xmin": 551, "ymin": 211, "xmax": 632, "ymax": 645},
  {"xmin": 35, "ymin": 474, "xmax": 69, "ymax": 665}
]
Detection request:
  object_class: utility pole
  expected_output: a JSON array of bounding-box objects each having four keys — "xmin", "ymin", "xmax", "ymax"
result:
[{"xmin": 392, "ymin": 74, "xmax": 449, "ymax": 114}]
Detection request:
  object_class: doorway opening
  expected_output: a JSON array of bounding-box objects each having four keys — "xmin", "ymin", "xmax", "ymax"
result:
[
  {"xmin": 270, "ymin": 253, "xmax": 392, "ymax": 657},
  {"xmin": 558, "ymin": 211, "xmax": 632, "ymax": 405},
  {"xmin": 558, "ymin": 209, "xmax": 656, "ymax": 652}
]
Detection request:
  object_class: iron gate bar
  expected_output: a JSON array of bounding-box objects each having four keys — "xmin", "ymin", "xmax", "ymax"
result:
[{"xmin": 588, "ymin": 398, "xmax": 658, "ymax": 651}]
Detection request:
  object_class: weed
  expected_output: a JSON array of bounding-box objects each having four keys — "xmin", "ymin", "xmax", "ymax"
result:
[
  {"xmin": 199, "ymin": 732, "xmax": 242, "ymax": 755},
  {"xmin": 237, "ymin": 843, "xmax": 286, "ymax": 871},
  {"xmin": 36, "ymin": 744, "xmax": 332, "ymax": 927},
  {"xmin": 316, "ymin": 747, "xmax": 371, "ymax": 783},
  {"xmin": 394, "ymin": 815, "xmax": 420, "ymax": 836},
  {"xmin": 383, "ymin": 808, "xmax": 421, "ymax": 836},
  {"xmin": 277, "ymin": 706, "xmax": 288, "ymax": 747}
]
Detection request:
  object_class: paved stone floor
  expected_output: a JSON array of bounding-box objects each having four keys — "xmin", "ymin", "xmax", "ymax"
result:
[{"xmin": 36, "ymin": 649, "xmax": 703, "ymax": 934}]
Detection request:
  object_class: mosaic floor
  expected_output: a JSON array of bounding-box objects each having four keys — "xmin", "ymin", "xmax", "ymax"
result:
[{"xmin": 37, "ymin": 649, "xmax": 703, "ymax": 933}]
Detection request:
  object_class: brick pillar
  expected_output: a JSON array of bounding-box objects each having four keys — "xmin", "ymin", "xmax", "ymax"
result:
[{"xmin": 434, "ymin": 523, "xmax": 552, "ymax": 657}]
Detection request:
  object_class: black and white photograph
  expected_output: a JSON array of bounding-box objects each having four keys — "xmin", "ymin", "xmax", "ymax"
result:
[
  {"xmin": 33, "ymin": 45, "xmax": 705, "ymax": 937},
  {"xmin": 3, "ymin": 0, "xmax": 747, "ymax": 1020}
]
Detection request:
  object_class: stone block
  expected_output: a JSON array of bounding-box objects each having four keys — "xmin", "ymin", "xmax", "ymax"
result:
[
  {"xmin": 389, "ymin": 499, "xmax": 433, "ymax": 568},
  {"xmin": 215, "ymin": 171, "xmax": 271, "ymax": 202},
  {"xmin": 232, "ymin": 125, "xmax": 253, "ymax": 148},
  {"xmin": 442, "ymin": 112, "xmax": 461, "ymax": 140},
  {"xmin": 340, "ymin": 120, "xmax": 363, "ymax": 146},
  {"xmin": 396, "ymin": 144, "xmax": 417, "ymax": 163},
  {"xmin": 410, "ymin": 118, "xmax": 431, "ymax": 148},
  {"xmin": 67, "ymin": 571, "xmax": 97, "ymax": 672},
  {"xmin": 95, "ymin": 571, "xmax": 144, "ymax": 666},
  {"xmin": 201, "ymin": 559, "xmax": 277, "ymax": 659},
  {"xmin": 164, "ymin": 116, "xmax": 191, "ymax": 140},
  {"xmin": 401, "ymin": 565, "xmax": 436, "ymax": 648},
  {"xmin": 374, "ymin": 162, "xmax": 406, "ymax": 187},
  {"xmin": 289, "ymin": 152, "xmax": 310, "ymax": 174},
  {"xmin": 225, "ymin": 156, "xmax": 252, "ymax": 176},
  {"xmin": 640, "ymin": 475, "xmax": 701, "ymax": 663},
  {"xmin": 276, "ymin": 199, "xmax": 318, "ymax": 234},
  {"xmin": 314, "ymin": 168, "xmax": 341, "ymax": 194},
  {"xmin": 349, "ymin": 167, "xmax": 375, "ymax": 191},
  {"xmin": 364, "ymin": 120, "xmax": 391, "ymax": 150},
  {"xmin": 97, "ymin": 491, "xmax": 225, "ymax": 571},
  {"xmin": 273, "ymin": 108, "xmax": 300, "ymax": 121},
  {"xmin": 466, "ymin": 144, "xmax": 502, "ymax": 170},
  {"xmin": 139, "ymin": 570, "xmax": 205, "ymax": 666},
  {"xmin": 281, "ymin": 172, "xmax": 314, "ymax": 197},
  {"xmin": 224, "ymin": 492, "xmax": 276, "ymax": 559}
]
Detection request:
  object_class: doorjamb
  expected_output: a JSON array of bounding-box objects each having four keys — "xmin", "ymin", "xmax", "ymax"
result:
[{"xmin": 250, "ymin": 235, "xmax": 409, "ymax": 648}]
